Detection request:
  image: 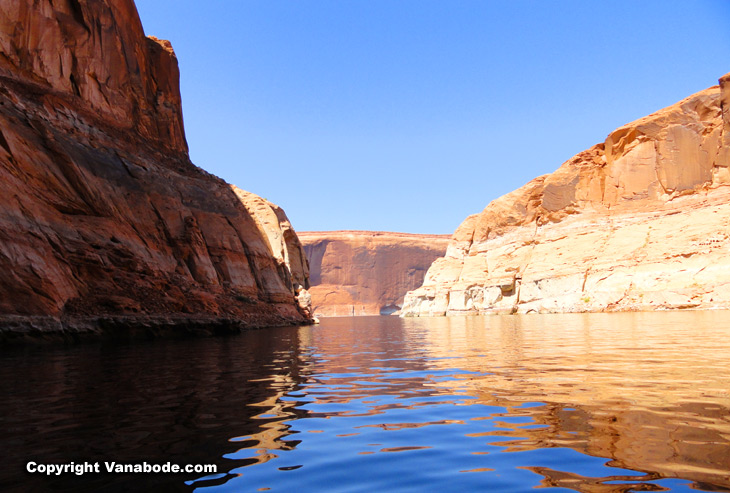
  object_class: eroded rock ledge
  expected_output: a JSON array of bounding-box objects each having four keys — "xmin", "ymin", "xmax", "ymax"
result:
[
  {"xmin": 402, "ymin": 73, "xmax": 730, "ymax": 316},
  {"xmin": 0, "ymin": 0, "xmax": 311, "ymax": 341}
]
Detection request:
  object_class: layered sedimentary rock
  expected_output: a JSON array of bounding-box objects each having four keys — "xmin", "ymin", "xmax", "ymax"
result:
[
  {"xmin": 0, "ymin": 0, "xmax": 310, "ymax": 339},
  {"xmin": 300, "ymin": 231, "xmax": 449, "ymax": 316},
  {"xmin": 402, "ymin": 73, "xmax": 730, "ymax": 316}
]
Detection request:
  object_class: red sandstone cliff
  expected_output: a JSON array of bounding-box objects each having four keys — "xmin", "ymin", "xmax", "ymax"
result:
[
  {"xmin": 0, "ymin": 0, "xmax": 310, "ymax": 340},
  {"xmin": 299, "ymin": 231, "xmax": 449, "ymax": 317},
  {"xmin": 402, "ymin": 73, "xmax": 730, "ymax": 316}
]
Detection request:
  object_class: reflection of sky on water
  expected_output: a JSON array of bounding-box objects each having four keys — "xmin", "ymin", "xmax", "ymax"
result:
[
  {"xmin": 191, "ymin": 311, "xmax": 730, "ymax": 492},
  {"xmin": 1, "ymin": 311, "xmax": 729, "ymax": 491}
]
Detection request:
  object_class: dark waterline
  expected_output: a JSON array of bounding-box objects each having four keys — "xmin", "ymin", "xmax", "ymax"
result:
[{"xmin": 2, "ymin": 312, "xmax": 730, "ymax": 492}]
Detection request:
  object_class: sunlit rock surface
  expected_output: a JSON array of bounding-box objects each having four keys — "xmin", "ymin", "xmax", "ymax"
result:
[
  {"xmin": 299, "ymin": 231, "xmax": 449, "ymax": 316},
  {"xmin": 0, "ymin": 0, "xmax": 310, "ymax": 339},
  {"xmin": 402, "ymin": 73, "xmax": 730, "ymax": 316}
]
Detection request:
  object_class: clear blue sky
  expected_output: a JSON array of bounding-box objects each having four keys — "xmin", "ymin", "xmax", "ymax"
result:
[{"xmin": 135, "ymin": 0, "xmax": 729, "ymax": 234}]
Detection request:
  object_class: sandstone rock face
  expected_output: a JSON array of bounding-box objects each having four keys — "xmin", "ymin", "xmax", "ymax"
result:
[
  {"xmin": 402, "ymin": 73, "xmax": 730, "ymax": 316},
  {"xmin": 0, "ymin": 0, "xmax": 310, "ymax": 339},
  {"xmin": 300, "ymin": 231, "xmax": 450, "ymax": 317},
  {"xmin": 0, "ymin": 0, "xmax": 187, "ymax": 153}
]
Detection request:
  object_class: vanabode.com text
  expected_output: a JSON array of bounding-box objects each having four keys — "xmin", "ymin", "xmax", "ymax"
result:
[{"xmin": 27, "ymin": 461, "xmax": 217, "ymax": 475}]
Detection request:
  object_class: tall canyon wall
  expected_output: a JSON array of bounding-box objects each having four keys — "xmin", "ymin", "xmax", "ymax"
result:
[
  {"xmin": 300, "ymin": 231, "xmax": 449, "ymax": 317},
  {"xmin": 402, "ymin": 73, "xmax": 730, "ymax": 316},
  {"xmin": 0, "ymin": 0, "xmax": 310, "ymax": 340}
]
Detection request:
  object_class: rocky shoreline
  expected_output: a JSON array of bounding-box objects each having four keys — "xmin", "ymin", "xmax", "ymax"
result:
[{"xmin": 0, "ymin": 310, "xmax": 312, "ymax": 345}]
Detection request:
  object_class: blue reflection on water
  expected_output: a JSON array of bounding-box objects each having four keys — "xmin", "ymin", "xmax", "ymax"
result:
[
  {"xmin": 3, "ymin": 312, "xmax": 729, "ymax": 492},
  {"xmin": 188, "ymin": 313, "xmax": 730, "ymax": 492}
]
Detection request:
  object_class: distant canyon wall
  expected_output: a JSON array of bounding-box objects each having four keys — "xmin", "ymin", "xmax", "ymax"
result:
[
  {"xmin": 299, "ymin": 231, "xmax": 449, "ymax": 317},
  {"xmin": 402, "ymin": 72, "xmax": 730, "ymax": 316},
  {"xmin": 0, "ymin": 0, "xmax": 310, "ymax": 339}
]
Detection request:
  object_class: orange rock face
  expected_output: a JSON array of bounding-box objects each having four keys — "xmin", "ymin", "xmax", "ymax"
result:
[
  {"xmin": 402, "ymin": 73, "xmax": 730, "ymax": 316},
  {"xmin": 0, "ymin": 0, "xmax": 310, "ymax": 339},
  {"xmin": 299, "ymin": 231, "xmax": 450, "ymax": 317}
]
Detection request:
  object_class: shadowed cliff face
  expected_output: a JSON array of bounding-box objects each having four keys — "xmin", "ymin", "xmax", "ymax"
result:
[
  {"xmin": 0, "ymin": 0, "xmax": 310, "ymax": 339},
  {"xmin": 403, "ymin": 73, "xmax": 730, "ymax": 317},
  {"xmin": 300, "ymin": 231, "xmax": 449, "ymax": 317}
]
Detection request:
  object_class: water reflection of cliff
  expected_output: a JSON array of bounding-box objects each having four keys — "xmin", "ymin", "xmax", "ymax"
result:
[
  {"xmin": 0, "ymin": 328, "xmax": 310, "ymax": 491},
  {"xmin": 239, "ymin": 317, "xmax": 434, "ymax": 454},
  {"xmin": 234, "ymin": 313, "xmax": 730, "ymax": 491},
  {"xmin": 411, "ymin": 312, "xmax": 730, "ymax": 491},
  {"xmin": 14, "ymin": 312, "xmax": 727, "ymax": 491}
]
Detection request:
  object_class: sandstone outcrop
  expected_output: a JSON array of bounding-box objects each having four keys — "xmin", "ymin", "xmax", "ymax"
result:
[
  {"xmin": 0, "ymin": 0, "xmax": 310, "ymax": 340},
  {"xmin": 300, "ymin": 231, "xmax": 449, "ymax": 317},
  {"xmin": 402, "ymin": 73, "xmax": 730, "ymax": 316}
]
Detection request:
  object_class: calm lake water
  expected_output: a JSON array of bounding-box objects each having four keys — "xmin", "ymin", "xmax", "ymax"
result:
[{"xmin": 2, "ymin": 312, "xmax": 730, "ymax": 492}]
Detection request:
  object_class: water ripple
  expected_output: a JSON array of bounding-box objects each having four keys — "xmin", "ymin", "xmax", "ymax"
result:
[{"xmin": 2, "ymin": 311, "xmax": 730, "ymax": 491}]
